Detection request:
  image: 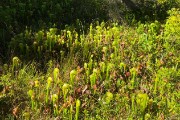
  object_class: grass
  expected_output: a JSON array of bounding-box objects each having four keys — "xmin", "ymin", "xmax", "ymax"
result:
[{"xmin": 0, "ymin": 8, "xmax": 180, "ymax": 120}]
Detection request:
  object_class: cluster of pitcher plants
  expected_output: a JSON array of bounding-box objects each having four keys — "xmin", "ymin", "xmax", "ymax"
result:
[{"xmin": 0, "ymin": 8, "xmax": 179, "ymax": 119}]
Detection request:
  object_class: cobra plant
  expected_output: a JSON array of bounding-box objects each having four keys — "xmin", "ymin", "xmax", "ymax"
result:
[
  {"xmin": 88, "ymin": 55, "xmax": 93, "ymax": 72},
  {"xmin": 70, "ymin": 69, "xmax": 77, "ymax": 86},
  {"xmin": 105, "ymin": 92, "xmax": 113, "ymax": 104},
  {"xmin": 51, "ymin": 94, "xmax": 58, "ymax": 116},
  {"xmin": 12, "ymin": 56, "xmax": 20, "ymax": 77},
  {"xmin": 75, "ymin": 99, "xmax": 81, "ymax": 120},
  {"xmin": 99, "ymin": 62, "xmax": 106, "ymax": 73},
  {"xmin": 53, "ymin": 68, "xmax": 59, "ymax": 84},
  {"xmin": 136, "ymin": 93, "xmax": 149, "ymax": 118},
  {"xmin": 102, "ymin": 46, "xmax": 108, "ymax": 60},
  {"xmin": 67, "ymin": 30, "xmax": 73, "ymax": 49},
  {"xmin": 106, "ymin": 63, "xmax": 114, "ymax": 81},
  {"xmin": 99, "ymin": 61, "xmax": 106, "ymax": 81},
  {"xmin": 119, "ymin": 62, "xmax": 126, "ymax": 74},
  {"xmin": 62, "ymin": 83, "xmax": 71, "ymax": 102},
  {"xmin": 89, "ymin": 68, "xmax": 98, "ymax": 92},
  {"xmin": 129, "ymin": 67, "xmax": 137, "ymax": 89},
  {"xmin": 27, "ymin": 89, "xmax": 36, "ymax": 110},
  {"xmin": 84, "ymin": 62, "xmax": 90, "ymax": 83},
  {"xmin": 46, "ymin": 77, "xmax": 53, "ymax": 104},
  {"xmin": 69, "ymin": 104, "xmax": 73, "ymax": 120},
  {"xmin": 130, "ymin": 93, "xmax": 136, "ymax": 115}
]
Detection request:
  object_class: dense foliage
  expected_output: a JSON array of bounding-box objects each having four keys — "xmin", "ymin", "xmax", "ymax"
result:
[
  {"xmin": 1, "ymin": 0, "xmax": 179, "ymax": 58},
  {"xmin": 0, "ymin": 0, "xmax": 180, "ymax": 119}
]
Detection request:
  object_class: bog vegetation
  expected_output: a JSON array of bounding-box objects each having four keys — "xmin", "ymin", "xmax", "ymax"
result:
[{"xmin": 0, "ymin": 0, "xmax": 180, "ymax": 119}]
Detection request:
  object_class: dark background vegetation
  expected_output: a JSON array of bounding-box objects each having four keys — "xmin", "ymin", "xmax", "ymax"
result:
[{"xmin": 0, "ymin": 0, "xmax": 179, "ymax": 63}]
